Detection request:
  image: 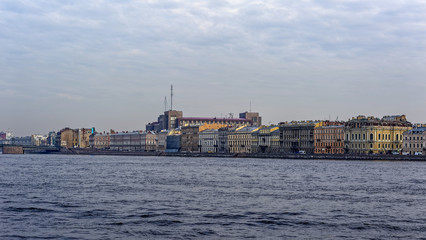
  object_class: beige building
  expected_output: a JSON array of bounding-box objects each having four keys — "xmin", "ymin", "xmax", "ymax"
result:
[
  {"xmin": 402, "ymin": 127, "xmax": 426, "ymax": 155},
  {"xmin": 144, "ymin": 131, "xmax": 157, "ymax": 152},
  {"xmin": 345, "ymin": 115, "xmax": 412, "ymax": 154},
  {"xmin": 57, "ymin": 128, "xmax": 78, "ymax": 148},
  {"xmin": 90, "ymin": 133, "xmax": 110, "ymax": 149},
  {"xmin": 228, "ymin": 126, "xmax": 260, "ymax": 153}
]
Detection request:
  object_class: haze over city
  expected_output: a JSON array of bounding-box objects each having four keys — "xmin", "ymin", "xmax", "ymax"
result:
[{"xmin": 1, "ymin": 0, "xmax": 426, "ymax": 136}]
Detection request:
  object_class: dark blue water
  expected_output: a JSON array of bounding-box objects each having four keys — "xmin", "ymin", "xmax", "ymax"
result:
[{"xmin": 1, "ymin": 155, "xmax": 425, "ymax": 239}]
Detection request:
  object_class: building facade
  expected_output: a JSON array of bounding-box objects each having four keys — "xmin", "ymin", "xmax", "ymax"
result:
[
  {"xmin": 144, "ymin": 131, "xmax": 157, "ymax": 152},
  {"xmin": 228, "ymin": 126, "xmax": 259, "ymax": 153},
  {"xmin": 110, "ymin": 131, "xmax": 143, "ymax": 151},
  {"xmin": 402, "ymin": 127, "xmax": 426, "ymax": 155},
  {"xmin": 57, "ymin": 128, "xmax": 78, "ymax": 148},
  {"xmin": 344, "ymin": 115, "xmax": 412, "ymax": 154},
  {"xmin": 252, "ymin": 126, "xmax": 280, "ymax": 153},
  {"xmin": 180, "ymin": 126, "xmax": 200, "ymax": 152},
  {"xmin": 279, "ymin": 121, "xmax": 319, "ymax": 154},
  {"xmin": 156, "ymin": 131, "xmax": 168, "ymax": 152},
  {"xmin": 11, "ymin": 136, "xmax": 32, "ymax": 146},
  {"xmin": 178, "ymin": 117, "xmax": 252, "ymax": 128},
  {"xmin": 90, "ymin": 133, "xmax": 110, "ymax": 149},
  {"xmin": 166, "ymin": 133, "xmax": 181, "ymax": 152},
  {"xmin": 218, "ymin": 127, "xmax": 234, "ymax": 153},
  {"xmin": 199, "ymin": 129, "xmax": 219, "ymax": 153},
  {"xmin": 314, "ymin": 122, "xmax": 345, "ymax": 154}
]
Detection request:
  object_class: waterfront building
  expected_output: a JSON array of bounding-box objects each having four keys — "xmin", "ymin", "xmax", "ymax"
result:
[
  {"xmin": 402, "ymin": 127, "xmax": 426, "ymax": 155},
  {"xmin": 199, "ymin": 129, "xmax": 219, "ymax": 153},
  {"xmin": 180, "ymin": 126, "xmax": 200, "ymax": 153},
  {"xmin": 228, "ymin": 126, "xmax": 260, "ymax": 153},
  {"xmin": 156, "ymin": 131, "xmax": 168, "ymax": 152},
  {"xmin": 279, "ymin": 121, "xmax": 320, "ymax": 154},
  {"xmin": 344, "ymin": 115, "xmax": 412, "ymax": 154},
  {"xmin": 78, "ymin": 128, "xmax": 94, "ymax": 148},
  {"xmin": 239, "ymin": 112, "xmax": 262, "ymax": 127},
  {"xmin": 90, "ymin": 133, "xmax": 110, "ymax": 149},
  {"xmin": 314, "ymin": 122, "xmax": 345, "ymax": 154},
  {"xmin": 218, "ymin": 127, "xmax": 236, "ymax": 153},
  {"xmin": 56, "ymin": 128, "xmax": 94, "ymax": 148},
  {"xmin": 144, "ymin": 131, "xmax": 157, "ymax": 152},
  {"xmin": 56, "ymin": 128, "xmax": 77, "ymax": 148},
  {"xmin": 252, "ymin": 125, "xmax": 280, "ymax": 153},
  {"xmin": 166, "ymin": 130, "xmax": 181, "ymax": 152},
  {"xmin": 110, "ymin": 131, "xmax": 143, "ymax": 151}
]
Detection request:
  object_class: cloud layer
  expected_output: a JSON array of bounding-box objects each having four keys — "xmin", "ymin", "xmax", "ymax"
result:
[{"xmin": 1, "ymin": 0, "xmax": 426, "ymax": 135}]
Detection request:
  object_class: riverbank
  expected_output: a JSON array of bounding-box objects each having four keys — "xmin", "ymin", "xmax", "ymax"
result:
[{"xmin": 39, "ymin": 148, "xmax": 426, "ymax": 161}]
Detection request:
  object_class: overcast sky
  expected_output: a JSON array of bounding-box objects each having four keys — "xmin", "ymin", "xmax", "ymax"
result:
[{"xmin": 1, "ymin": 0, "xmax": 426, "ymax": 136}]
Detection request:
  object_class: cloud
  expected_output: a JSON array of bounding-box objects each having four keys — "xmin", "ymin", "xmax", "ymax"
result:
[{"xmin": 1, "ymin": 0, "xmax": 426, "ymax": 135}]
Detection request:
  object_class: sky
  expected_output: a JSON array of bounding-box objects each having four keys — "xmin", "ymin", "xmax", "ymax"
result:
[{"xmin": 1, "ymin": 0, "xmax": 426, "ymax": 136}]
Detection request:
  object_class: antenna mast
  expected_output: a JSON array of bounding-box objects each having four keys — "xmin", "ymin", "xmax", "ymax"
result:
[
  {"xmin": 164, "ymin": 96, "xmax": 167, "ymax": 112},
  {"xmin": 170, "ymin": 85, "xmax": 173, "ymax": 111}
]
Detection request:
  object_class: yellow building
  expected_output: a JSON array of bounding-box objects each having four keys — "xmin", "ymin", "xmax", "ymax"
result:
[
  {"xmin": 228, "ymin": 126, "xmax": 260, "ymax": 153},
  {"xmin": 199, "ymin": 123, "xmax": 228, "ymax": 132},
  {"xmin": 345, "ymin": 115, "xmax": 412, "ymax": 154}
]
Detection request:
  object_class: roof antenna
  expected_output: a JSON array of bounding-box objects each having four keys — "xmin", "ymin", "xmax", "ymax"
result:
[
  {"xmin": 170, "ymin": 84, "xmax": 173, "ymax": 111},
  {"xmin": 164, "ymin": 96, "xmax": 167, "ymax": 112}
]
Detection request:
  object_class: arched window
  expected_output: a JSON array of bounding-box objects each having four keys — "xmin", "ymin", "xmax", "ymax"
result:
[{"xmin": 370, "ymin": 134, "xmax": 373, "ymax": 141}]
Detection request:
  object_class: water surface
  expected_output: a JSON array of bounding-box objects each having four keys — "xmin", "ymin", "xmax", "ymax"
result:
[{"xmin": 1, "ymin": 154, "xmax": 425, "ymax": 239}]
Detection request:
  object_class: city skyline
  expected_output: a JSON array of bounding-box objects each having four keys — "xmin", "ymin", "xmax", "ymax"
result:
[{"xmin": 1, "ymin": 1, "xmax": 426, "ymax": 136}]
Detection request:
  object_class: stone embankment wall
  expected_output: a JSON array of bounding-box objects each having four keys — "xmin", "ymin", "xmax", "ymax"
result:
[
  {"xmin": 51, "ymin": 148, "xmax": 426, "ymax": 161},
  {"xmin": 2, "ymin": 146, "xmax": 24, "ymax": 154}
]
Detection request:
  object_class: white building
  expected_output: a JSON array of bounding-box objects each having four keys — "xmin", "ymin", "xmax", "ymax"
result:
[
  {"xmin": 403, "ymin": 127, "xmax": 426, "ymax": 155},
  {"xmin": 199, "ymin": 129, "xmax": 219, "ymax": 153}
]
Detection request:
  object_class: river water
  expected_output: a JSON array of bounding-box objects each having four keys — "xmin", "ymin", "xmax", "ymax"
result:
[{"xmin": 0, "ymin": 154, "xmax": 425, "ymax": 239}]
